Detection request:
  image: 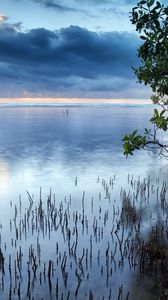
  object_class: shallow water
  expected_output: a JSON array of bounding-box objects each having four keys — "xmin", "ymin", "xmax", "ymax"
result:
[
  {"xmin": 0, "ymin": 105, "xmax": 163, "ymax": 196},
  {"xmin": 0, "ymin": 105, "xmax": 167, "ymax": 299}
]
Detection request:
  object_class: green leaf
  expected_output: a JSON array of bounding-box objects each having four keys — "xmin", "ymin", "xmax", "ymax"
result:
[
  {"xmin": 139, "ymin": 0, "xmax": 147, "ymax": 4},
  {"xmin": 147, "ymin": 0, "xmax": 155, "ymax": 7},
  {"xmin": 160, "ymin": 109, "xmax": 166, "ymax": 116},
  {"xmin": 156, "ymin": 1, "xmax": 161, "ymax": 8},
  {"xmin": 154, "ymin": 109, "xmax": 159, "ymax": 117},
  {"xmin": 132, "ymin": 130, "xmax": 138, "ymax": 137}
]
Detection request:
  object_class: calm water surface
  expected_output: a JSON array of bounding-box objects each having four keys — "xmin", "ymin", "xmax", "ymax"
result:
[
  {"xmin": 0, "ymin": 105, "xmax": 163, "ymax": 197},
  {"xmin": 0, "ymin": 105, "xmax": 167, "ymax": 299}
]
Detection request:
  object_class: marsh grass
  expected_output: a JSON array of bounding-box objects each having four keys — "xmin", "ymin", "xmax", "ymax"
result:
[{"xmin": 0, "ymin": 173, "xmax": 168, "ymax": 299}]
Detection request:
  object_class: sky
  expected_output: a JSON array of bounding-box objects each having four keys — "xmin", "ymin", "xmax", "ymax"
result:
[{"xmin": 0, "ymin": 0, "xmax": 154, "ymax": 100}]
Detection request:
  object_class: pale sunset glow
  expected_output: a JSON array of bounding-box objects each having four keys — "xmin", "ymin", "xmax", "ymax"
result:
[
  {"xmin": 0, "ymin": 98, "xmax": 151, "ymax": 105},
  {"xmin": 0, "ymin": 14, "xmax": 7, "ymax": 22}
]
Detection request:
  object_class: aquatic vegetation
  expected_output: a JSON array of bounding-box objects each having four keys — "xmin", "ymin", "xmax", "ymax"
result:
[{"xmin": 0, "ymin": 174, "xmax": 168, "ymax": 299}]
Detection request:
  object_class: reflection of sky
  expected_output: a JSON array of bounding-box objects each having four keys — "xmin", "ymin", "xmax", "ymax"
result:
[
  {"xmin": 0, "ymin": 105, "xmax": 151, "ymax": 158},
  {"xmin": 0, "ymin": 105, "xmax": 166, "ymax": 300},
  {"xmin": 0, "ymin": 159, "xmax": 10, "ymax": 189},
  {"xmin": 0, "ymin": 105, "xmax": 164, "ymax": 202},
  {"xmin": 0, "ymin": 106, "xmax": 156, "ymax": 157}
]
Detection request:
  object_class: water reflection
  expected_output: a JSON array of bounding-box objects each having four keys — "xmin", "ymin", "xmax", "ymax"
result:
[
  {"xmin": 0, "ymin": 105, "xmax": 164, "ymax": 215},
  {"xmin": 0, "ymin": 105, "xmax": 162, "ymax": 163},
  {"xmin": 0, "ymin": 105, "xmax": 162, "ymax": 199},
  {"xmin": 0, "ymin": 105, "xmax": 166, "ymax": 299},
  {"xmin": 0, "ymin": 106, "xmax": 151, "ymax": 157}
]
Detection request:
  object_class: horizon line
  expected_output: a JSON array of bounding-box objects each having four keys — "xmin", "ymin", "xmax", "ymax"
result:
[{"xmin": 0, "ymin": 97, "xmax": 151, "ymax": 105}]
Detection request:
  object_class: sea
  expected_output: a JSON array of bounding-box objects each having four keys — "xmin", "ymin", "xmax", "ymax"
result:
[{"xmin": 0, "ymin": 103, "xmax": 167, "ymax": 300}]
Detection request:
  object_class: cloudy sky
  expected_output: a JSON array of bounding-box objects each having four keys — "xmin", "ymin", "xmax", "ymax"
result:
[{"xmin": 0, "ymin": 0, "xmax": 154, "ymax": 99}]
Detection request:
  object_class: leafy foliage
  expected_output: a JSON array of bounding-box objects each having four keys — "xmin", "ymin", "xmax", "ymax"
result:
[
  {"xmin": 123, "ymin": 130, "xmax": 147, "ymax": 157},
  {"xmin": 150, "ymin": 109, "xmax": 168, "ymax": 131},
  {"xmin": 123, "ymin": 0, "xmax": 168, "ymax": 158},
  {"xmin": 132, "ymin": 0, "xmax": 168, "ymax": 97}
]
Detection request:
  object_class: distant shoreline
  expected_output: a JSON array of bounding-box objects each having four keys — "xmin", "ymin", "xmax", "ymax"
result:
[{"xmin": 0, "ymin": 104, "xmax": 153, "ymax": 108}]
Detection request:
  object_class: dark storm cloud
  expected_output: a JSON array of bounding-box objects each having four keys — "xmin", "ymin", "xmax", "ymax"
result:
[
  {"xmin": 25, "ymin": 0, "xmax": 136, "ymax": 16},
  {"xmin": 32, "ymin": 0, "xmax": 83, "ymax": 12},
  {"xmin": 14, "ymin": 0, "xmax": 87, "ymax": 14},
  {"xmin": 30, "ymin": 0, "xmax": 136, "ymax": 8},
  {"xmin": 34, "ymin": 0, "xmax": 70, "ymax": 11},
  {"xmin": 0, "ymin": 23, "xmax": 141, "ymax": 97}
]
